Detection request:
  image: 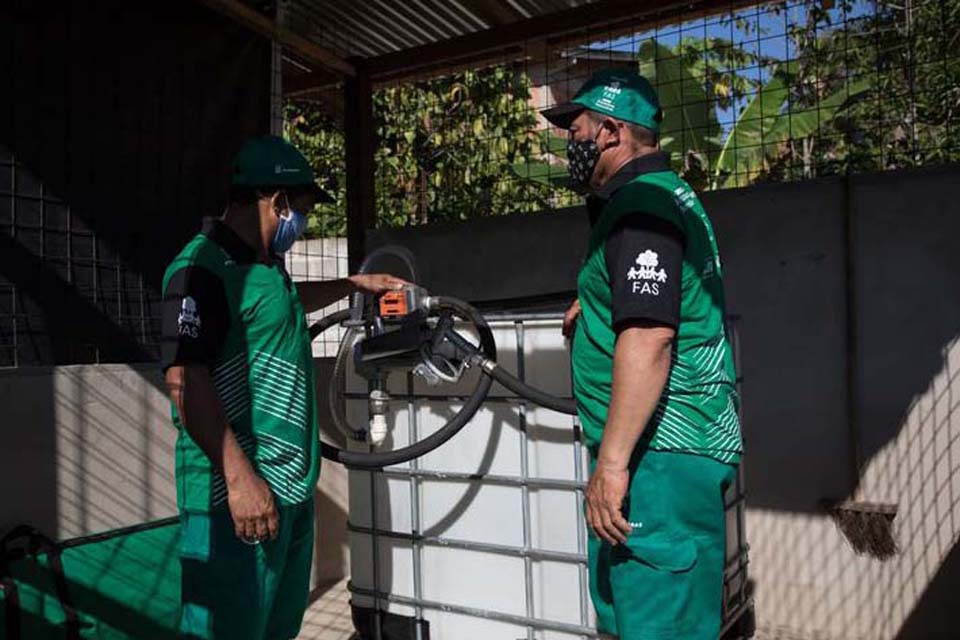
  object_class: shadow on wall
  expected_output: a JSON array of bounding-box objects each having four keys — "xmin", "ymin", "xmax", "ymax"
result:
[
  {"xmin": 708, "ymin": 167, "xmax": 960, "ymax": 640},
  {"xmin": 0, "ymin": 364, "xmax": 177, "ymax": 540},
  {"xmin": 747, "ymin": 335, "xmax": 960, "ymax": 640}
]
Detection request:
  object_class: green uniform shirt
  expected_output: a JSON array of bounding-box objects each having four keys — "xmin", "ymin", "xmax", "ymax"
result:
[
  {"xmin": 572, "ymin": 158, "xmax": 742, "ymax": 464},
  {"xmin": 161, "ymin": 222, "xmax": 319, "ymax": 512}
]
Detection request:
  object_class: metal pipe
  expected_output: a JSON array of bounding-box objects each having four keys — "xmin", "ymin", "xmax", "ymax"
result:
[
  {"xmin": 573, "ymin": 417, "xmax": 590, "ymax": 637},
  {"xmin": 516, "ymin": 321, "xmax": 535, "ymax": 640},
  {"xmin": 348, "ymin": 523, "xmax": 587, "ymax": 565},
  {"xmin": 378, "ymin": 467, "xmax": 586, "ymax": 491},
  {"xmin": 344, "ymin": 391, "xmax": 575, "ymax": 404},
  {"xmin": 482, "ymin": 311, "xmax": 565, "ymax": 322},
  {"xmin": 407, "ymin": 371, "xmax": 425, "ymax": 640},
  {"xmin": 347, "ymin": 583, "xmax": 601, "ymax": 638},
  {"xmin": 369, "ymin": 465, "xmax": 383, "ymax": 640}
]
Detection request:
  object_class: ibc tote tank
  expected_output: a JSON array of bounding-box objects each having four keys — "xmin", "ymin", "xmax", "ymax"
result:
[{"xmin": 343, "ymin": 311, "xmax": 751, "ymax": 640}]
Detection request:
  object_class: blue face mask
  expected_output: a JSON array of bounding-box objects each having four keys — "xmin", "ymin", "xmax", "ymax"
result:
[{"xmin": 271, "ymin": 207, "xmax": 308, "ymax": 254}]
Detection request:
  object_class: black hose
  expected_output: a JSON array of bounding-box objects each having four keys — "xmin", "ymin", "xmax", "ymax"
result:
[
  {"xmin": 308, "ymin": 308, "xmax": 351, "ymax": 340},
  {"xmin": 433, "ymin": 296, "xmax": 576, "ymax": 415},
  {"xmin": 327, "ymin": 374, "xmax": 493, "ymax": 469},
  {"xmin": 314, "ymin": 295, "xmax": 497, "ymax": 469},
  {"xmin": 484, "ymin": 364, "xmax": 578, "ymax": 415},
  {"xmin": 311, "ymin": 292, "xmax": 576, "ymax": 468}
]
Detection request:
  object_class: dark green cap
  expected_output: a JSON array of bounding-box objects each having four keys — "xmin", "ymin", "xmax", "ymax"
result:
[
  {"xmin": 542, "ymin": 68, "xmax": 662, "ymax": 133},
  {"xmin": 231, "ymin": 135, "xmax": 333, "ymax": 202}
]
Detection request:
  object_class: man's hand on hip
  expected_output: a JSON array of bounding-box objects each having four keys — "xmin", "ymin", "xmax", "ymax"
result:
[
  {"xmin": 227, "ymin": 467, "xmax": 280, "ymax": 544},
  {"xmin": 585, "ymin": 460, "xmax": 632, "ymax": 545}
]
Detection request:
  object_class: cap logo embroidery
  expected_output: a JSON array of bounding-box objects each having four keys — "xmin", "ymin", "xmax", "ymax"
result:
[{"xmin": 596, "ymin": 80, "xmax": 622, "ymax": 111}]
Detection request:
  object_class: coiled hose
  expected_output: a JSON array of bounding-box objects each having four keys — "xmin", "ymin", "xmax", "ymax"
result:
[
  {"xmin": 310, "ymin": 291, "xmax": 577, "ymax": 468},
  {"xmin": 312, "ymin": 296, "xmax": 496, "ymax": 469}
]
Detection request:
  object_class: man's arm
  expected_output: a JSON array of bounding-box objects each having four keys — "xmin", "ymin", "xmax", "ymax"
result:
[
  {"xmin": 586, "ymin": 323, "xmax": 674, "ymax": 545},
  {"xmin": 160, "ymin": 266, "xmax": 276, "ymax": 541},
  {"xmin": 165, "ymin": 365, "xmax": 278, "ymax": 542},
  {"xmin": 295, "ymin": 274, "xmax": 409, "ymax": 313},
  {"xmin": 584, "ymin": 212, "xmax": 684, "ymax": 545}
]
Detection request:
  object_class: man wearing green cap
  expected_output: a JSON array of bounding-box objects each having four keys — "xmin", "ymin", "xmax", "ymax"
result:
[
  {"xmin": 161, "ymin": 135, "xmax": 405, "ymax": 639},
  {"xmin": 543, "ymin": 69, "xmax": 742, "ymax": 639}
]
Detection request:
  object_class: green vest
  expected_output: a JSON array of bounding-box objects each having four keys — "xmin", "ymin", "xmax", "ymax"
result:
[
  {"xmin": 572, "ymin": 169, "xmax": 742, "ymax": 464},
  {"xmin": 163, "ymin": 233, "xmax": 319, "ymax": 512}
]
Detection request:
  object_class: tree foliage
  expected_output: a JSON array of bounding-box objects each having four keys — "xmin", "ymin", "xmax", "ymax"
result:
[
  {"xmin": 286, "ymin": 66, "xmax": 577, "ymax": 238},
  {"xmin": 286, "ymin": 0, "xmax": 960, "ymax": 237}
]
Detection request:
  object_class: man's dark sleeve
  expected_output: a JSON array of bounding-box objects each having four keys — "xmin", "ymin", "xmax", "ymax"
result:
[
  {"xmin": 160, "ymin": 266, "xmax": 229, "ymax": 372},
  {"xmin": 605, "ymin": 214, "xmax": 685, "ymax": 331}
]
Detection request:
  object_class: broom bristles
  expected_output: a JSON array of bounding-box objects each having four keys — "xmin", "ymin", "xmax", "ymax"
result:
[{"xmin": 829, "ymin": 502, "xmax": 898, "ymax": 560}]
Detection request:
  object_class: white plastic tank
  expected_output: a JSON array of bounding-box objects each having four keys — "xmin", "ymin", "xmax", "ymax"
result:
[
  {"xmin": 346, "ymin": 313, "xmax": 591, "ymax": 640},
  {"xmin": 344, "ymin": 312, "xmax": 751, "ymax": 640}
]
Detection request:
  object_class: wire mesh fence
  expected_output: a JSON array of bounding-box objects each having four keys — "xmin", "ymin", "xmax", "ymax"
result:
[
  {"xmin": 0, "ymin": 145, "xmax": 163, "ymax": 367},
  {"xmin": 3, "ymin": 0, "xmax": 959, "ymax": 367},
  {"xmin": 284, "ymin": 0, "xmax": 959, "ymax": 238},
  {"xmin": 283, "ymin": 76, "xmax": 352, "ymax": 358}
]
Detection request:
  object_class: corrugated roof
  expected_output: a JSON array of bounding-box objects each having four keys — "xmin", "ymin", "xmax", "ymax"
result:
[{"xmin": 281, "ymin": 0, "xmax": 599, "ymax": 61}]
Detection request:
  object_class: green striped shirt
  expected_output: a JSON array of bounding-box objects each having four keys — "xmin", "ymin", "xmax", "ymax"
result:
[
  {"xmin": 572, "ymin": 166, "xmax": 742, "ymax": 464},
  {"xmin": 163, "ymin": 226, "xmax": 319, "ymax": 512}
]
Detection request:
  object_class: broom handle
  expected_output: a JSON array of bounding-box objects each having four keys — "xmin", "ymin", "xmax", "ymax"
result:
[{"xmin": 844, "ymin": 173, "xmax": 865, "ymax": 497}]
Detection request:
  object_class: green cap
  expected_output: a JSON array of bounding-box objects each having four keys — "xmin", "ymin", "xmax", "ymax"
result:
[
  {"xmin": 542, "ymin": 68, "xmax": 662, "ymax": 133},
  {"xmin": 231, "ymin": 135, "xmax": 333, "ymax": 202}
]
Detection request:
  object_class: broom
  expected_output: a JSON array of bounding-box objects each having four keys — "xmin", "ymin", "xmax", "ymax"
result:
[{"xmin": 828, "ymin": 174, "xmax": 898, "ymax": 561}]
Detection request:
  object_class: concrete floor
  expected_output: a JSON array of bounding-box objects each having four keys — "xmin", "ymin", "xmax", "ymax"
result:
[
  {"xmin": 297, "ymin": 579, "xmax": 356, "ymax": 640},
  {"xmin": 296, "ymin": 582, "xmax": 780, "ymax": 640}
]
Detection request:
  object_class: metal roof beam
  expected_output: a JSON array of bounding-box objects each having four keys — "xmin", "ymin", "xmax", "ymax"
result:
[{"xmin": 196, "ymin": 0, "xmax": 356, "ymax": 76}]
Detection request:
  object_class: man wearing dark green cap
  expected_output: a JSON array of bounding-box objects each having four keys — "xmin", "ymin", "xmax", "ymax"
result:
[
  {"xmin": 161, "ymin": 135, "xmax": 405, "ymax": 639},
  {"xmin": 544, "ymin": 69, "xmax": 742, "ymax": 639}
]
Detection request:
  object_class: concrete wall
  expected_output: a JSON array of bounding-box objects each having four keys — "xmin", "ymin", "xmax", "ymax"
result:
[
  {"xmin": 708, "ymin": 168, "xmax": 960, "ymax": 640},
  {"xmin": 0, "ymin": 364, "xmax": 176, "ymax": 538},
  {"xmin": 3, "ymin": 166, "xmax": 959, "ymax": 637},
  {"xmin": 369, "ymin": 165, "xmax": 960, "ymax": 640},
  {"xmin": 0, "ymin": 359, "xmax": 351, "ymax": 590}
]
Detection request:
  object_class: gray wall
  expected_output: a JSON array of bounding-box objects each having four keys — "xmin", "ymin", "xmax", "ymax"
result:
[
  {"xmin": 0, "ymin": 360, "xmax": 351, "ymax": 590},
  {"xmin": 369, "ymin": 165, "xmax": 960, "ymax": 639},
  {"xmin": 0, "ymin": 364, "xmax": 176, "ymax": 538},
  {"xmin": 709, "ymin": 179, "xmax": 852, "ymax": 511},
  {"xmin": 3, "ymin": 165, "xmax": 958, "ymax": 638}
]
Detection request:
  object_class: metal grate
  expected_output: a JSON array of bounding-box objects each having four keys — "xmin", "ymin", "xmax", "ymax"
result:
[{"xmin": 0, "ymin": 147, "xmax": 160, "ymax": 367}]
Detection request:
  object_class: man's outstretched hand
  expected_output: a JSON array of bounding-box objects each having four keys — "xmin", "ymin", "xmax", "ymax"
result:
[{"xmin": 348, "ymin": 274, "xmax": 409, "ymax": 295}]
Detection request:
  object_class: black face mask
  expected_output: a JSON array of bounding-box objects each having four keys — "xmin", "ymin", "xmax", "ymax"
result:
[{"xmin": 566, "ymin": 131, "xmax": 602, "ymax": 192}]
